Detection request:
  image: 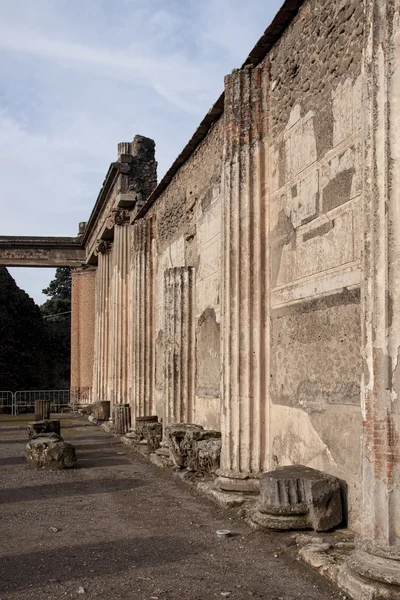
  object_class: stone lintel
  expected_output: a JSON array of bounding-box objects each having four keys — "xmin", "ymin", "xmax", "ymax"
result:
[{"xmin": 0, "ymin": 236, "xmax": 85, "ymax": 267}]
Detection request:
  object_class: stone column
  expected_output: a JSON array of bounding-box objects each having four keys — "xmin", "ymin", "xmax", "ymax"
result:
[
  {"xmin": 70, "ymin": 266, "xmax": 96, "ymax": 404},
  {"xmin": 164, "ymin": 267, "xmax": 195, "ymax": 426},
  {"xmin": 217, "ymin": 64, "xmax": 269, "ymax": 493},
  {"xmin": 131, "ymin": 218, "xmax": 155, "ymax": 420},
  {"xmin": 108, "ymin": 210, "xmax": 131, "ymax": 407},
  {"xmin": 92, "ymin": 241, "xmax": 112, "ymax": 402},
  {"xmin": 347, "ymin": 2, "xmax": 400, "ymax": 594}
]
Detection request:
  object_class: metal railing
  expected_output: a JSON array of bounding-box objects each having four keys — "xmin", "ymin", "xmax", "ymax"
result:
[
  {"xmin": 0, "ymin": 391, "xmax": 14, "ymax": 415},
  {"xmin": 0, "ymin": 390, "xmax": 71, "ymax": 415}
]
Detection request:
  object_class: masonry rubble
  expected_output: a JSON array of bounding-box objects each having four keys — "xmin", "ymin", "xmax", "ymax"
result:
[{"xmin": 1, "ymin": 0, "xmax": 400, "ymax": 597}]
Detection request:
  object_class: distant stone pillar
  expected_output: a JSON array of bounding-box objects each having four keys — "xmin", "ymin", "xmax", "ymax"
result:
[
  {"xmin": 164, "ymin": 267, "xmax": 195, "ymax": 426},
  {"xmin": 108, "ymin": 210, "xmax": 131, "ymax": 407},
  {"xmin": 217, "ymin": 65, "xmax": 269, "ymax": 493},
  {"xmin": 70, "ymin": 266, "xmax": 96, "ymax": 404},
  {"xmin": 347, "ymin": 2, "xmax": 400, "ymax": 594},
  {"xmin": 92, "ymin": 241, "xmax": 112, "ymax": 402},
  {"xmin": 131, "ymin": 218, "xmax": 155, "ymax": 420}
]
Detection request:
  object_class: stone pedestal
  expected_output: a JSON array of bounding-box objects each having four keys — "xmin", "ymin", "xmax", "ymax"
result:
[{"xmin": 34, "ymin": 400, "xmax": 50, "ymax": 421}]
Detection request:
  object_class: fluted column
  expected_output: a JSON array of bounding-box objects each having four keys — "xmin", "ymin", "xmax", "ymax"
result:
[
  {"xmin": 164, "ymin": 267, "xmax": 195, "ymax": 426},
  {"xmin": 347, "ymin": 1, "xmax": 400, "ymax": 593},
  {"xmin": 92, "ymin": 241, "xmax": 112, "ymax": 402},
  {"xmin": 108, "ymin": 210, "xmax": 131, "ymax": 407},
  {"xmin": 131, "ymin": 218, "xmax": 154, "ymax": 420},
  {"xmin": 217, "ymin": 64, "xmax": 269, "ymax": 493}
]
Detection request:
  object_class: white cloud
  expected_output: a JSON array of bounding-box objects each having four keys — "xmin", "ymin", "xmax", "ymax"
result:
[{"xmin": 0, "ymin": 0, "xmax": 283, "ymax": 303}]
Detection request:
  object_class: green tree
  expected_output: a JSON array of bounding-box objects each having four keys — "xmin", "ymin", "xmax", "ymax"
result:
[
  {"xmin": 40, "ymin": 268, "xmax": 72, "ymax": 388},
  {"xmin": 41, "ymin": 267, "xmax": 71, "ymax": 322},
  {"xmin": 0, "ymin": 267, "xmax": 51, "ymax": 390}
]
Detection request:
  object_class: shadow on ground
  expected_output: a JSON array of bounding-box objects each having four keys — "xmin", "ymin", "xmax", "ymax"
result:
[
  {"xmin": 0, "ymin": 477, "xmax": 146, "ymax": 504},
  {"xmin": 0, "ymin": 535, "xmax": 202, "ymax": 594}
]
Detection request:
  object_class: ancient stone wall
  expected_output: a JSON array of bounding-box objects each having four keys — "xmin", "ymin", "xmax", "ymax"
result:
[
  {"xmin": 148, "ymin": 118, "xmax": 224, "ymax": 430},
  {"xmin": 80, "ymin": 0, "xmax": 373, "ymax": 535},
  {"xmin": 264, "ymin": 0, "xmax": 364, "ymax": 528}
]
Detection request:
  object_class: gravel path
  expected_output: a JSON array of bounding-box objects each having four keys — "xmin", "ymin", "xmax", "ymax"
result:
[{"xmin": 0, "ymin": 414, "xmax": 340, "ymax": 600}]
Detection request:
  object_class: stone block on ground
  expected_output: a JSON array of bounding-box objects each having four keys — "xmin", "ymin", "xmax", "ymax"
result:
[
  {"xmin": 136, "ymin": 415, "xmax": 159, "ymax": 441},
  {"xmin": 251, "ymin": 465, "xmax": 343, "ymax": 532},
  {"xmin": 28, "ymin": 419, "xmax": 61, "ymax": 439},
  {"xmin": 187, "ymin": 436, "xmax": 221, "ymax": 475},
  {"xmin": 165, "ymin": 424, "xmax": 221, "ymax": 473},
  {"xmin": 146, "ymin": 422, "xmax": 163, "ymax": 452},
  {"xmin": 26, "ymin": 436, "xmax": 77, "ymax": 469},
  {"xmin": 91, "ymin": 401, "xmax": 110, "ymax": 421}
]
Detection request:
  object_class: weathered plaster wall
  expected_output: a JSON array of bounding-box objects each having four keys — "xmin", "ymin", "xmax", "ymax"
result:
[
  {"xmin": 265, "ymin": 0, "xmax": 364, "ymax": 529},
  {"xmin": 148, "ymin": 118, "xmax": 223, "ymax": 430}
]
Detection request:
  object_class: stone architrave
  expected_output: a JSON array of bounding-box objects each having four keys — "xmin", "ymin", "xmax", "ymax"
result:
[
  {"xmin": 346, "ymin": 2, "xmax": 400, "ymax": 595},
  {"xmin": 217, "ymin": 64, "xmax": 269, "ymax": 492}
]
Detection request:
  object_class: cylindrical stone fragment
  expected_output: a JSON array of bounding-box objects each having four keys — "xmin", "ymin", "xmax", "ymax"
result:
[
  {"xmin": 34, "ymin": 400, "xmax": 51, "ymax": 421},
  {"xmin": 113, "ymin": 404, "xmax": 131, "ymax": 435}
]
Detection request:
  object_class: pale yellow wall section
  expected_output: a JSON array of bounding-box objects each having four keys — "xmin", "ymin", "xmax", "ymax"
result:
[{"xmin": 70, "ymin": 267, "xmax": 96, "ymax": 403}]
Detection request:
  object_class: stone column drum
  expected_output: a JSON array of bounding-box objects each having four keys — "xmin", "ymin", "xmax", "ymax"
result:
[
  {"xmin": 113, "ymin": 404, "xmax": 131, "ymax": 435},
  {"xmin": 34, "ymin": 400, "xmax": 50, "ymax": 421},
  {"xmin": 217, "ymin": 64, "xmax": 269, "ymax": 493}
]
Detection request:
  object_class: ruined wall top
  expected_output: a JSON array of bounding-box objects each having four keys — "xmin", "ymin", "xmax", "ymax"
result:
[
  {"xmin": 82, "ymin": 134, "xmax": 157, "ymax": 261},
  {"xmin": 117, "ymin": 135, "xmax": 157, "ymax": 207}
]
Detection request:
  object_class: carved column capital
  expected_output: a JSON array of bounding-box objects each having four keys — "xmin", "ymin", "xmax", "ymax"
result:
[
  {"xmin": 94, "ymin": 240, "xmax": 112, "ymax": 256},
  {"xmin": 106, "ymin": 209, "xmax": 131, "ymax": 230}
]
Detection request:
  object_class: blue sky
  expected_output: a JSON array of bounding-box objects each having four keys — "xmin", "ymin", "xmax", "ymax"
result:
[{"xmin": 0, "ymin": 0, "xmax": 282, "ymax": 304}]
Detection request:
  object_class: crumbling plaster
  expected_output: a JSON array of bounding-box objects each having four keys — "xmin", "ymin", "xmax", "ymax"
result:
[
  {"xmin": 261, "ymin": 0, "xmax": 364, "ymax": 527},
  {"xmin": 148, "ymin": 119, "xmax": 224, "ymax": 430}
]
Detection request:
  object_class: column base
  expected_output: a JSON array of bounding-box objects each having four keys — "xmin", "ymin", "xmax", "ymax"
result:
[
  {"xmin": 348, "ymin": 549, "xmax": 400, "ymax": 589},
  {"xmin": 215, "ymin": 469, "xmax": 260, "ymax": 493}
]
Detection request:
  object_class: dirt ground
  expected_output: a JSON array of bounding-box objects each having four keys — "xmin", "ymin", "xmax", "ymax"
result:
[{"xmin": 0, "ymin": 414, "xmax": 342, "ymax": 600}]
